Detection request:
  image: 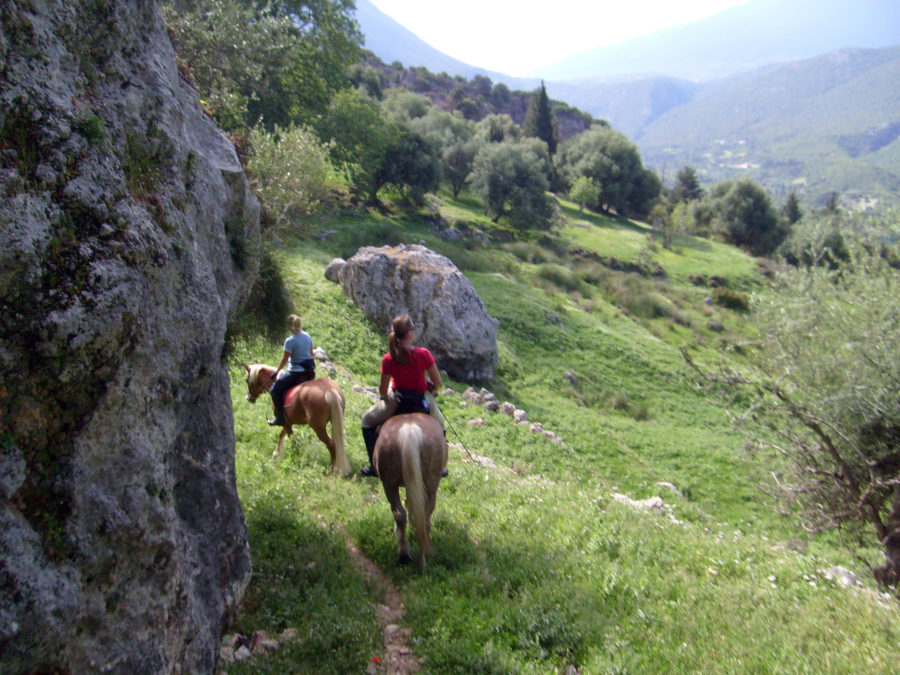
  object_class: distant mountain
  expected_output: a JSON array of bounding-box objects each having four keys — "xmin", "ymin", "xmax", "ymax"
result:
[
  {"xmin": 532, "ymin": 0, "xmax": 900, "ymax": 82},
  {"xmin": 545, "ymin": 76, "xmax": 702, "ymax": 139},
  {"xmin": 355, "ymin": 0, "xmax": 535, "ymax": 89},
  {"xmin": 635, "ymin": 46, "xmax": 900, "ymax": 209}
]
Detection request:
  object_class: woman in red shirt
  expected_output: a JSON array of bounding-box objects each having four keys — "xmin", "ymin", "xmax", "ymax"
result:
[{"xmin": 360, "ymin": 315, "xmax": 445, "ymax": 477}]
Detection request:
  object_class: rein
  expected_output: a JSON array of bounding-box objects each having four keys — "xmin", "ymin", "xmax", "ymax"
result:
[{"xmin": 443, "ymin": 412, "xmax": 473, "ymax": 458}]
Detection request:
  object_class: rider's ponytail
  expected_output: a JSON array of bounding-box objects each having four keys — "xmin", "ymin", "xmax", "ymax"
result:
[{"xmin": 388, "ymin": 315, "xmax": 414, "ymax": 365}]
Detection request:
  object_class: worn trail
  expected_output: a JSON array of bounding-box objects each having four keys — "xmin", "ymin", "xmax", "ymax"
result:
[{"xmin": 345, "ymin": 538, "xmax": 422, "ymax": 675}]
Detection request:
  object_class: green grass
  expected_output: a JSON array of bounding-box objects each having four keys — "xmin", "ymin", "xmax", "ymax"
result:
[{"xmin": 225, "ymin": 196, "xmax": 899, "ymax": 673}]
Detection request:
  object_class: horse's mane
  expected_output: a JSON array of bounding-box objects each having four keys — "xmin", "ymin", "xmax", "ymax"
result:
[{"xmin": 248, "ymin": 363, "xmax": 268, "ymax": 385}]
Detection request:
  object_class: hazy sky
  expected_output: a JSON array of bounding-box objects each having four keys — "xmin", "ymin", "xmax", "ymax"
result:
[{"xmin": 368, "ymin": 0, "xmax": 751, "ymax": 76}]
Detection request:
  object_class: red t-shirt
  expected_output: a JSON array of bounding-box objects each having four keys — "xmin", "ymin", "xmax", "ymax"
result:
[{"xmin": 381, "ymin": 347, "xmax": 435, "ymax": 392}]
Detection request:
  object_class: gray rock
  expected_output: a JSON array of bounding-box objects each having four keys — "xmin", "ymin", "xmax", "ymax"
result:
[
  {"xmin": 324, "ymin": 257, "xmax": 345, "ymax": 282},
  {"xmin": 1, "ymin": 2, "xmax": 256, "ymax": 672},
  {"xmin": 338, "ymin": 244, "xmax": 498, "ymax": 381}
]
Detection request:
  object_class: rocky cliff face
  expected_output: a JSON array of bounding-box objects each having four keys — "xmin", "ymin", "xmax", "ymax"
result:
[{"xmin": 0, "ymin": 1, "xmax": 257, "ymax": 672}]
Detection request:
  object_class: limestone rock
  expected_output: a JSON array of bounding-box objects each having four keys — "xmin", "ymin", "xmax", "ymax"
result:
[
  {"xmin": 337, "ymin": 244, "xmax": 498, "ymax": 382},
  {"xmin": 0, "ymin": 2, "xmax": 257, "ymax": 672},
  {"xmin": 324, "ymin": 257, "xmax": 345, "ymax": 282}
]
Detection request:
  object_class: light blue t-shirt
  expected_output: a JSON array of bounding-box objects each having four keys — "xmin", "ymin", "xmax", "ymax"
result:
[{"xmin": 284, "ymin": 331, "xmax": 313, "ymax": 372}]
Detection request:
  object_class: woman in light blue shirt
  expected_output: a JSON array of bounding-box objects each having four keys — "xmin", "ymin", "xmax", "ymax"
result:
[{"xmin": 268, "ymin": 314, "xmax": 315, "ymax": 426}]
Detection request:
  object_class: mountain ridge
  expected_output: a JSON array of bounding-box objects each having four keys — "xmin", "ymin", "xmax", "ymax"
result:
[
  {"xmin": 532, "ymin": 0, "xmax": 900, "ymax": 82},
  {"xmin": 636, "ymin": 46, "xmax": 900, "ymax": 208}
]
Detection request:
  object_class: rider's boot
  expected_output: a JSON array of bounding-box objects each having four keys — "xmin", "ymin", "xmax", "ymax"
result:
[
  {"xmin": 268, "ymin": 406, "xmax": 285, "ymax": 426},
  {"xmin": 359, "ymin": 426, "xmax": 378, "ymax": 477}
]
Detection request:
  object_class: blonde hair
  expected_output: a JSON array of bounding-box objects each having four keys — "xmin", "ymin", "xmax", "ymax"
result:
[
  {"xmin": 388, "ymin": 315, "xmax": 414, "ymax": 365},
  {"xmin": 288, "ymin": 314, "xmax": 302, "ymax": 333}
]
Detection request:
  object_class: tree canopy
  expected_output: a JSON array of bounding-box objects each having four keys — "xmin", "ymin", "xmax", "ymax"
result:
[
  {"xmin": 557, "ymin": 126, "xmax": 660, "ymax": 217},
  {"xmin": 162, "ymin": 0, "xmax": 361, "ymax": 131},
  {"xmin": 708, "ymin": 178, "xmax": 786, "ymax": 255},
  {"xmin": 468, "ymin": 139, "xmax": 553, "ymax": 229}
]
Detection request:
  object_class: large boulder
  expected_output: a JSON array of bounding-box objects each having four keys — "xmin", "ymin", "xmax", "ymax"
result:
[
  {"xmin": 336, "ymin": 244, "xmax": 498, "ymax": 382},
  {"xmin": 1, "ymin": 2, "xmax": 256, "ymax": 673}
]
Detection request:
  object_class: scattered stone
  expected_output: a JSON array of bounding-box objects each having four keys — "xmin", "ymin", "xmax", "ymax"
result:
[
  {"xmin": 500, "ymin": 402, "xmax": 516, "ymax": 416},
  {"xmin": 611, "ymin": 492, "xmax": 682, "ymax": 524},
  {"xmin": 467, "ymin": 418, "xmax": 485, "ymax": 426},
  {"xmin": 278, "ymin": 628, "xmax": 299, "ymax": 643},
  {"xmin": 821, "ymin": 566, "xmax": 862, "ymax": 588},
  {"xmin": 657, "ymin": 481, "xmax": 683, "ymax": 497},
  {"xmin": 353, "ymin": 384, "xmax": 380, "ymax": 401},
  {"xmin": 543, "ymin": 430, "xmax": 565, "ymax": 444}
]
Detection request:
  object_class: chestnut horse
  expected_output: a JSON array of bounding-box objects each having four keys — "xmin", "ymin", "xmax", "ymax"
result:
[
  {"xmin": 373, "ymin": 413, "xmax": 447, "ymax": 567},
  {"xmin": 243, "ymin": 363, "xmax": 351, "ymax": 476}
]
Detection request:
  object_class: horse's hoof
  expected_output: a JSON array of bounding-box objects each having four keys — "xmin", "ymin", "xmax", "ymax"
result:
[
  {"xmin": 396, "ymin": 552, "xmax": 412, "ymax": 565},
  {"xmin": 359, "ymin": 465, "xmax": 377, "ymax": 478}
]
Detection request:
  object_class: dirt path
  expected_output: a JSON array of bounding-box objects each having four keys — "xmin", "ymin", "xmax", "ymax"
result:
[{"xmin": 345, "ymin": 538, "xmax": 422, "ymax": 675}]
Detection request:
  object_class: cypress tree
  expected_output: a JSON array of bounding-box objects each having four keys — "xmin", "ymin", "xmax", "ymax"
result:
[{"xmin": 523, "ymin": 81, "xmax": 558, "ymax": 155}]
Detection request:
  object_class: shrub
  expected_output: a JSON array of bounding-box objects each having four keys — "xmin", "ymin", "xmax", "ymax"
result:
[
  {"xmin": 246, "ymin": 123, "xmax": 333, "ymax": 237},
  {"xmin": 712, "ymin": 287, "xmax": 750, "ymax": 311},
  {"xmin": 72, "ymin": 113, "xmax": 106, "ymax": 143}
]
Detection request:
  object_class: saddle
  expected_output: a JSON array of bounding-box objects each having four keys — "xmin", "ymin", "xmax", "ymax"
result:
[{"xmin": 393, "ymin": 388, "xmax": 429, "ymax": 416}]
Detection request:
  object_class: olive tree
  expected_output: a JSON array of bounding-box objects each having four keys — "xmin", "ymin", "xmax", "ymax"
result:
[
  {"xmin": 162, "ymin": 0, "xmax": 361, "ymax": 131},
  {"xmin": 557, "ymin": 126, "xmax": 659, "ymax": 218},
  {"xmin": 246, "ymin": 123, "xmax": 333, "ymax": 235},
  {"xmin": 315, "ymin": 88, "xmax": 394, "ymax": 203},
  {"xmin": 409, "ymin": 106, "xmax": 480, "ymax": 200},
  {"xmin": 467, "ymin": 138, "xmax": 553, "ymax": 230},
  {"xmin": 708, "ymin": 177, "xmax": 787, "ymax": 255}
]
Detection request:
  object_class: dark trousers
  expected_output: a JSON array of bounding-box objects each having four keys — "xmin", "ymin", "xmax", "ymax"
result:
[{"xmin": 270, "ymin": 370, "xmax": 314, "ymax": 417}]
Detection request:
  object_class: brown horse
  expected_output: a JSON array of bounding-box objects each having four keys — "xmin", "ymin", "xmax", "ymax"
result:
[
  {"xmin": 373, "ymin": 413, "xmax": 447, "ymax": 567},
  {"xmin": 243, "ymin": 363, "xmax": 351, "ymax": 476}
]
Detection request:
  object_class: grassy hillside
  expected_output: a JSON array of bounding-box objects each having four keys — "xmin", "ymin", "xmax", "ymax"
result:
[{"xmin": 223, "ymin": 192, "xmax": 899, "ymax": 673}]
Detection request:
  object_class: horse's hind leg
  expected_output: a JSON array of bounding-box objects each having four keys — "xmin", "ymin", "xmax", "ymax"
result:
[
  {"xmin": 310, "ymin": 421, "xmax": 337, "ymax": 472},
  {"xmin": 384, "ymin": 484, "xmax": 411, "ymax": 565},
  {"xmin": 422, "ymin": 487, "xmax": 437, "ymax": 556}
]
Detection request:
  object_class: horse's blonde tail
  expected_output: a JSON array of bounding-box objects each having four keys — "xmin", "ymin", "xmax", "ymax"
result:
[
  {"xmin": 400, "ymin": 422, "xmax": 430, "ymax": 564},
  {"xmin": 326, "ymin": 388, "xmax": 351, "ymax": 476}
]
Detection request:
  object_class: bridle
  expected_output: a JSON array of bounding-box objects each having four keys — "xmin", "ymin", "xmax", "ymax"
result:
[{"xmin": 245, "ymin": 366, "xmax": 270, "ymax": 403}]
